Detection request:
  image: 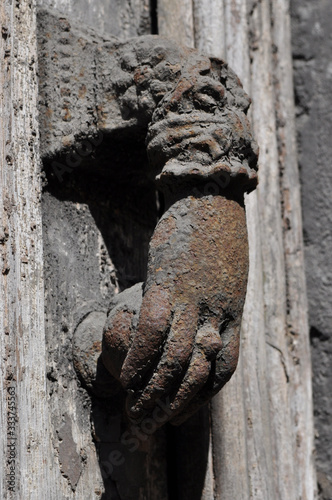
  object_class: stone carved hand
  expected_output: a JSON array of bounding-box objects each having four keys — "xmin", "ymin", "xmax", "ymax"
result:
[
  {"xmin": 102, "ymin": 193, "xmax": 249, "ymax": 426},
  {"xmin": 101, "ymin": 45, "xmax": 258, "ymax": 427},
  {"xmin": 59, "ymin": 31, "xmax": 259, "ymax": 427}
]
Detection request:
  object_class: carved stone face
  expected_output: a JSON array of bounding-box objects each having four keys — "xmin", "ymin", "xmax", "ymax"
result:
[{"xmin": 146, "ymin": 52, "xmax": 258, "ymax": 193}]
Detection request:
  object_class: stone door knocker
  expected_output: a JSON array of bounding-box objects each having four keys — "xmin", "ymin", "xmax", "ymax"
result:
[{"xmin": 39, "ymin": 8, "xmax": 258, "ymax": 431}]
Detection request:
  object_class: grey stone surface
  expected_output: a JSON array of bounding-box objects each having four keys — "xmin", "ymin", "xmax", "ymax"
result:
[
  {"xmin": 37, "ymin": 0, "xmax": 151, "ymax": 40},
  {"xmin": 41, "ymin": 129, "xmax": 159, "ymax": 497},
  {"xmin": 291, "ymin": 1, "xmax": 332, "ymax": 497}
]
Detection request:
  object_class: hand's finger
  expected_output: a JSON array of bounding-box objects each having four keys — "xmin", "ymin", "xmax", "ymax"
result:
[
  {"xmin": 120, "ymin": 284, "xmax": 172, "ymax": 390},
  {"xmin": 167, "ymin": 349, "xmax": 211, "ymax": 415},
  {"xmin": 166, "ymin": 325, "xmax": 222, "ymax": 418},
  {"xmin": 125, "ymin": 305, "xmax": 198, "ymax": 421},
  {"xmin": 170, "ymin": 321, "xmax": 240, "ymax": 426},
  {"xmin": 127, "ymin": 351, "xmax": 210, "ymax": 432},
  {"xmin": 102, "ymin": 283, "xmax": 143, "ymax": 380},
  {"xmin": 102, "ymin": 308, "xmax": 133, "ymax": 380}
]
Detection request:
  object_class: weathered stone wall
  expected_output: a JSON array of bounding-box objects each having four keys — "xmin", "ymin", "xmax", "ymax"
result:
[
  {"xmin": 37, "ymin": 0, "xmax": 151, "ymax": 39},
  {"xmin": 290, "ymin": 1, "xmax": 332, "ymax": 498}
]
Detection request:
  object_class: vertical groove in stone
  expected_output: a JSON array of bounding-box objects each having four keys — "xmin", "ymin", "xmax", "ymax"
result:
[
  {"xmin": 248, "ymin": 1, "xmax": 297, "ymax": 497},
  {"xmin": 157, "ymin": 0, "xmax": 195, "ymax": 48},
  {"xmin": 192, "ymin": 0, "xmax": 226, "ymax": 59},
  {"xmin": 271, "ymin": 0, "xmax": 317, "ymax": 497}
]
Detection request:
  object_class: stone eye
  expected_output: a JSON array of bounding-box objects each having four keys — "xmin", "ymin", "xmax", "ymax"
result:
[
  {"xmin": 193, "ymin": 92, "xmax": 219, "ymax": 112},
  {"xmin": 193, "ymin": 80, "xmax": 226, "ymax": 111}
]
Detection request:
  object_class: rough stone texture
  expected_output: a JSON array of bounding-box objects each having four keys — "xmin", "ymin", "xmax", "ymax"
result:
[
  {"xmin": 41, "ymin": 153, "xmax": 159, "ymax": 498},
  {"xmin": 290, "ymin": 1, "xmax": 332, "ymax": 497},
  {"xmin": 0, "ymin": 0, "xmax": 63, "ymax": 498},
  {"xmin": 58, "ymin": 412, "xmax": 84, "ymax": 490},
  {"xmin": 37, "ymin": 0, "xmax": 151, "ymax": 40},
  {"xmin": 0, "ymin": 0, "xmax": 315, "ymax": 498}
]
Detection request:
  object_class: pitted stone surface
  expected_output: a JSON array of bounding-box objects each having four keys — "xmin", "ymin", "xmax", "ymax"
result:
[{"xmin": 291, "ymin": 0, "xmax": 332, "ymax": 496}]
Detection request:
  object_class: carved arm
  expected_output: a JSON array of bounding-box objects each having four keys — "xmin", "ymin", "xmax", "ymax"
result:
[
  {"xmin": 101, "ymin": 42, "xmax": 258, "ymax": 425},
  {"xmin": 38, "ymin": 9, "xmax": 258, "ymax": 427}
]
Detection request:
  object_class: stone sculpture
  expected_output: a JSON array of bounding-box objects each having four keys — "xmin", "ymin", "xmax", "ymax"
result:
[{"xmin": 38, "ymin": 9, "xmax": 258, "ymax": 429}]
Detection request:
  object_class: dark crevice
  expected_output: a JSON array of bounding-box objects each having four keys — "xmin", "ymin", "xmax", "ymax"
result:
[
  {"xmin": 310, "ymin": 326, "xmax": 329, "ymax": 343},
  {"xmin": 292, "ymin": 53, "xmax": 314, "ymax": 63},
  {"xmin": 157, "ymin": 190, "xmax": 165, "ymax": 219},
  {"xmin": 166, "ymin": 408, "xmax": 210, "ymax": 500},
  {"xmin": 166, "ymin": 424, "xmax": 179, "ymax": 500},
  {"xmin": 150, "ymin": 0, "xmax": 158, "ymax": 34}
]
